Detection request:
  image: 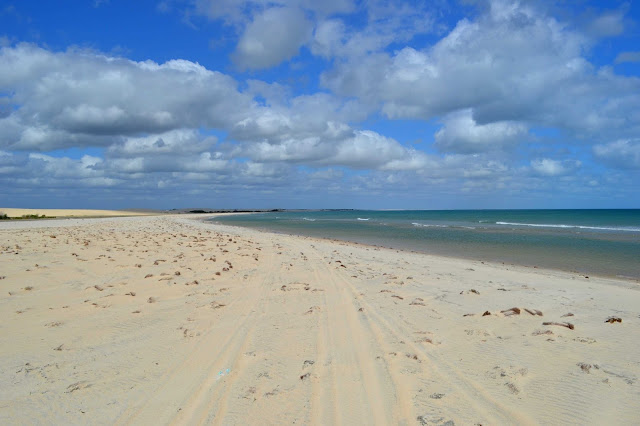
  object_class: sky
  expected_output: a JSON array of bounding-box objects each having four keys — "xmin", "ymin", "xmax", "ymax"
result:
[{"xmin": 0, "ymin": 0, "xmax": 639, "ymax": 210}]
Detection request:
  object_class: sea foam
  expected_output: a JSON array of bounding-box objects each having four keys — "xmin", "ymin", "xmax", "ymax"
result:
[{"xmin": 495, "ymin": 222, "xmax": 640, "ymax": 232}]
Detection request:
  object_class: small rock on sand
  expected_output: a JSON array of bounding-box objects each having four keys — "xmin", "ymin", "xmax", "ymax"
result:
[
  {"xmin": 501, "ymin": 307, "xmax": 521, "ymax": 316},
  {"xmin": 543, "ymin": 321, "xmax": 574, "ymax": 330}
]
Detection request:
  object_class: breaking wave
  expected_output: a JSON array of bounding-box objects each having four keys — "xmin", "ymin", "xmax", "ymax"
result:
[{"xmin": 495, "ymin": 222, "xmax": 640, "ymax": 232}]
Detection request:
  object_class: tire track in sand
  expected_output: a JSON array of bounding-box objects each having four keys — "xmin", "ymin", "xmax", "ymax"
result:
[
  {"xmin": 326, "ymin": 255, "xmax": 532, "ymax": 425},
  {"xmin": 300, "ymin": 242, "xmax": 395, "ymax": 425},
  {"xmin": 116, "ymin": 249, "xmax": 278, "ymax": 425},
  {"xmin": 188, "ymin": 248, "xmax": 293, "ymax": 425}
]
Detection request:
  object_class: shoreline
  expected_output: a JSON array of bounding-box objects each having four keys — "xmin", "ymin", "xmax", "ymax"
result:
[
  {"xmin": 3, "ymin": 211, "xmax": 638, "ymax": 282},
  {"xmin": 1, "ymin": 214, "xmax": 639, "ymax": 424},
  {"xmin": 203, "ymin": 215, "xmax": 640, "ymax": 283}
]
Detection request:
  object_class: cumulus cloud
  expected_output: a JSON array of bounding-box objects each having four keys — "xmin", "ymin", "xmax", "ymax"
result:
[
  {"xmin": 593, "ymin": 139, "xmax": 640, "ymax": 169},
  {"xmin": 434, "ymin": 109, "xmax": 528, "ymax": 153},
  {"xmin": 0, "ymin": 151, "xmax": 120, "ymax": 189},
  {"xmin": 311, "ymin": 1, "xmax": 435, "ymax": 59},
  {"xmin": 309, "ymin": 168, "xmax": 343, "ymax": 180},
  {"xmin": 1, "ymin": 1, "xmax": 638, "ymax": 208},
  {"xmin": 0, "ymin": 41, "xmax": 444, "ymax": 203},
  {"xmin": 107, "ymin": 129, "xmax": 217, "ymax": 158},
  {"xmin": 0, "ymin": 43, "xmax": 431, "ymax": 180},
  {"xmin": 0, "ymin": 44, "xmax": 250, "ymax": 150},
  {"xmin": 230, "ymin": 92, "xmax": 358, "ymax": 143},
  {"xmin": 193, "ymin": 0, "xmax": 433, "ymax": 68},
  {"xmin": 233, "ymin": 7, "xmax": 312, "ymax": 70},
  {"xmin": 0, "ymin": 147, "xmax": 295, "ymax": 193},
  {"xmin": 330, "ymin": 131, "xmax": 430, "ymax": 170},
  {"xmin": 324, "ymin": 3, "xmax": 589, "ymax": 118},
  {"xmin": 530, "ymin": 158, "xmax": 581, "ymax": 176},
  {"xmin": 322, "ymin": 0, "xmax": 640, "ymax": 142},
  {"xmin": 311, "ymin": 19, "xmax": 347, "ymax": 58},
  {"xmin": 238, "ymin": 130, "xmax": 431, "ymax": 171},
  {"xmin": 29, "ymin": 153, "xmax": 104, "ymax": 179}
]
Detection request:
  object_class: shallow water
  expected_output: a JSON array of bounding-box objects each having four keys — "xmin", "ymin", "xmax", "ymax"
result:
[{"xmin": 212, "ymin": 210, "xmax": 640, "ymax": 279}]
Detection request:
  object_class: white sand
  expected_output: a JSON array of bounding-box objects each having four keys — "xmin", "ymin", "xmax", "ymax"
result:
[{"xmin": 0, "ymin": 214, "xmax": 638, "ymax": 424}]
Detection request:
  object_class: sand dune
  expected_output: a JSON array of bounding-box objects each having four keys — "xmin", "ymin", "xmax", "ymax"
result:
[{"xmin": 1, "ymin": 214, "xmax": 638, "ymax": 424}]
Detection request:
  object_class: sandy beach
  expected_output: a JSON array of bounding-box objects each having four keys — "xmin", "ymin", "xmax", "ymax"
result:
[
  {"xmin": 1, "ymin": 213, "xmax": 639, "ymax": 425},
  {"xmin": 0, "ymin": 208, "xmax": 155, "ymax": 219}
]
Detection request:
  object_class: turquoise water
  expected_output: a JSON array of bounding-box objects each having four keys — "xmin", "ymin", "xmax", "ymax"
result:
[{"xmin": 211, "ymin": 210, "xmax": 640, "ymax": 279}]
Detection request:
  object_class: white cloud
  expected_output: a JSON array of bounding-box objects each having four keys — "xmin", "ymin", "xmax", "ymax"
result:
[
  {"xmin": 330, "ymin": 131, "xmax": 429, "ymax": 170},
  {"xmin": 311, "ymin": 1, "xmax": 435, "ymax": 60},
  {"xmin": 233, "ymin": 7, "xmax": 313, "ymax": 70},
  {"xmin": 194, "ymin": 0, "xmax": 433, "ymax": 68},
  {"xmin": 309, "ymin": 168, "xmax": 343, "ymax": 180},
  {"xmin": 20, "ymin": 152, "xmax": 115, "ymax": 185},
  {"xmin": 230, "ymin": 92, "xmax": 359, "ymax": 143},
  {"xmin": 1, "ymin": 1, "xmax": 638, "ymax": 208},
  {"xmin": 530, "ymin": 158, "xmax": 581, "ymax": 176},
  {"xmin": 243, "ymin": 161, "xmax": 288, "ymax": 178},
  {"xmin": 593, "ymin": 139, "xmax": 640, "ymax": 169},
  {"xmin": 0, "ymin": 113, "xmax": 119, "ymax": 151},
  {"xmin": 311, "ymin": 19, "xmax": 347, "ymax": 58},
  {"xmin": 321, "ymin": 0, "xmax": 640, "ymax": 143},
  {"xmin": 0, "ymin": 44, "xmax": 251, "ymax": 149},
  {"xmin": 239, "ymin": 129, "xmax": 431, "ymax": 171},
  {"xmin": 107, "ymin": 129, "xmax": 217, "ymax": 157},
  {"xmin": 434, "ymin": 109, "xmax": 528, "ymax": 153},
  {"xmin": 0, "ymin": 43, "xmax": 431, "ymax": 179}
]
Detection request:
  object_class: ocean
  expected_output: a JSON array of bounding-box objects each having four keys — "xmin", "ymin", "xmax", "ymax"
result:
[{"xmin": 210, "ymin": 210, "xmax": 640, "ymax": 279}]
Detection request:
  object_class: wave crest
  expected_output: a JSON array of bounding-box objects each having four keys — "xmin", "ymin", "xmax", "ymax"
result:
[{"xmin": 495, "ymin": 222, "xmax": 640, "ymax": 232}]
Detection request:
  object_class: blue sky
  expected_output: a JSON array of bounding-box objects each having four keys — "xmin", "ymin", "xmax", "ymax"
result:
[{"xmin": 0, "ymin": 0, "xmax": 639, "ymax": 209}]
